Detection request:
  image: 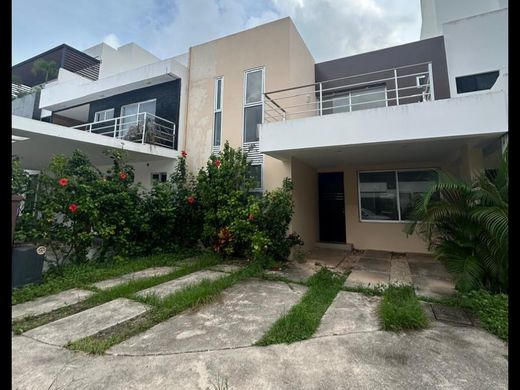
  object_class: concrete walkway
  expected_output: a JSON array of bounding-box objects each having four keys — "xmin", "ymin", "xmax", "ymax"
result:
[
  {"xmin": 13, "ymin": 320, "xmax": 507, "ymax": 389},
  {"xmin": 12, "ymin": 266, "xmax": 506, "ymax": 389},
  {"xmin": 92, "ymin": 267, "xmax": 177, "ymax": 290}
]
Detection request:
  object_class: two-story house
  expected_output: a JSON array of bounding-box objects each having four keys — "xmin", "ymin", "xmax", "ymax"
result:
[{"xmin": 12, "ymin": 0, "xmax": 508, "ymax": 254}]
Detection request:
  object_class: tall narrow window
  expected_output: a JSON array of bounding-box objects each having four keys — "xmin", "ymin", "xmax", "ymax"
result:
[
  {"xmin": 243, "ymin": 68, "xmax": 264, "ymax": 143},
  {"xmin": 213, "ymin": 77, "xmax": 223, "ymax": 151}
]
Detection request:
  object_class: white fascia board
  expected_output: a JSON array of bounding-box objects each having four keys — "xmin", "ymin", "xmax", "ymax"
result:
[
  {"xmin": 12, "ymin": 115, "xmax": 178, "ymax": 159},
  {"xmin": 260, "ymin": 91, "xmax": 508, "ymax": 153},
  {"xmin": 39, "ymin": 58, "xmax": 188, "ymax": 110}
]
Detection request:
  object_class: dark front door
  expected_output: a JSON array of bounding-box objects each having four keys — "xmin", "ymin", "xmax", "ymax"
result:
[{"xmin": 318, "ymin": 172, "xmax": 346, "ymax": 243}]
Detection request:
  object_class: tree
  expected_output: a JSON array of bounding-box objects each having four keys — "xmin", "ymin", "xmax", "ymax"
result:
[
  {"xmin": 405, "ymin": 149, "xmax": 508, "ymax": 293},
  {"xmin": 31, "ymin": 58, "xmax": 59, "ymax": 83}
]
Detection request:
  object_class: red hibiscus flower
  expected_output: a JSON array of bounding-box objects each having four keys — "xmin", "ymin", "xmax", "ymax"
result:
[
  {"xmin": 247, "ymin": 213, "xmax": 254, "ymax": 221},
  {"xmin": 181, "ymin": 150, "xmax": 188, "ymax": 158},
  {"xmin": 187, "ymin": 196, "xmax": 196, "ymax": 204},
  {"xmin": 68, "ymin": 204, "xmax": 78, "ymax": 213},
  {"xmin": 58, "ymin": 178, "xmax": 69, "ymax": 187},
  {"xmin": 215, "ymin": 159, "xmax": 221, "ymax": 168},
  {"xmin": 119, "ymin": 172, "xmax": 128, "ymax": 180}
]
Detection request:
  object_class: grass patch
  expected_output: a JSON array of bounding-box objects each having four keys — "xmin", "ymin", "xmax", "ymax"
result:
[
  {"xmin": 67, "ymin": 262, "xmax": 264, "ymax": 354},
  {"xmin": 459, "ymin": 290, "xmax": 508, "ymax": 341},
  {"xmin": 12, "ymin": 252, "xmax": 220, "ymax": 333},
  {"xmin": 12, "ymin": 248, "xmax": 200, "ymax": 305},
  {"xmin": 379, "ymin": 285, "xmax": 428, "ymax": 331},
  {"xmin": 255, "ymin": 267, "xmax": 346, "ymax": 346}
]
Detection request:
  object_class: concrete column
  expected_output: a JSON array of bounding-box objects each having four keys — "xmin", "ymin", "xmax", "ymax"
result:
[{"xmin": 459, "ymin": 144, "xmax": 484, "ymax": 181}]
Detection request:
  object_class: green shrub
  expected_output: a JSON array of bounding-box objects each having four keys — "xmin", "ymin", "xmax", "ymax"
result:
[
  {"xmin": 460, "ymin": 290, "xmax": 508, "ymax": 341},
  {"xmin": 405, "ymin": 150, "xmax": 508, "ymax": 293},
  {"xmin": 379, "ymin": 285, "xmax": 428, "ymax": 331}
]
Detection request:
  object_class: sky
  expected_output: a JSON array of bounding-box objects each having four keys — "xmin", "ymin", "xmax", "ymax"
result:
[{"xmin": 12, "ymin": 0, "xmax": 422, "ymax": 65}]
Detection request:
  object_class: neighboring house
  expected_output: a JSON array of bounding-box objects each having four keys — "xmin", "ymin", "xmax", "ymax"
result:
[
  {"xmin": 12, "ymin": 0, "xmax": 508, "ymax": 253},
  {"xmin": 12, "ymin": 43, "xmax": 187, "ymax": 189}
]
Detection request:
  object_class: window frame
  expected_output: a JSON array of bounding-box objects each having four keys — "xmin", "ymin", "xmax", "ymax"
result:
[
  {"xmin": 151, "ymin": 172, "xmax": 168, "ymax": 184},
  {"xmin": 213, "ymin": 76, "xmax": 224, "ymax": 149},
  {"xmin": 121, "ymin": 98, "xmax": 157, "ymax": 117},
  {"xmin": 243, "ymin": 67, "xmax": 265, "ymax": 144},
  {"xmin": 94, "ymin": 108, "xmax": 114, "ymax": 122},
  {"xmin": 248, "ymin": 163, "xmax": 263, "ymax": 193},
  {"xmin": 357, "ymin": 168, "xmax": 438, "ymax": 223}
]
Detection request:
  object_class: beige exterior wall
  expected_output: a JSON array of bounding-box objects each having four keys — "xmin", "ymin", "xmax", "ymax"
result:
[
  {"xmin": 184, "ymin": 17, "xmax": 315, "ymax": 193},
  {"xmin": 291, "ymin": 158, "xmax": 318, "ymax": 251},
  {"xmin": 315, "ymin": 160, "xmax": 454, "ymax": 254}
]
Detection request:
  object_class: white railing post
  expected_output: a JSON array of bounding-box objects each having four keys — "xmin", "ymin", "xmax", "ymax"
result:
[
  {"xmin": 319, "ymin": 82, "xmax": 323, "ymax": 116},
  {"xmin": 141, "ymin": 112, "xmax": 147, "ymax": 144},
  {"xmin": 428, "ymin": 62, "xmax": 435, "ymax": 101},
  {"xmin": 113, "ymin": 118, "xmax": 118, "ymax": 138},
  {"xmin": 173, "ymin": 124, "xmax": 176, "ymax": 149},
  {"xmin": 88, "ymin": 124, "xmax": 92, "ymax": 133},
  {"xmin": 394, "ymin": 69, "xmax": 400, "ymax": 105}
]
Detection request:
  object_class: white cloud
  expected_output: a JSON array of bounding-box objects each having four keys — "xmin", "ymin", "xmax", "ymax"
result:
[
  {"xmin": 144, "ymin": 0, "xmax": 421, "ymax": 62},
  {"xmin": 102, "ymin": 33, "xmax": 121, "ymax": 49}
]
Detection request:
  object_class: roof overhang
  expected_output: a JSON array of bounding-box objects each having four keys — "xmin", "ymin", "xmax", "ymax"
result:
[{"xmin": 12, "ymin": 115, "xmax": 177, "ymax": 170}]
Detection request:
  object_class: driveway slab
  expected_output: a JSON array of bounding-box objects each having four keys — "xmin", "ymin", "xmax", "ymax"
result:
[
  {"xmin": 209, "ymin": 264, "xmax": 244, "ymax": 273},
  {"xmin": 109, "ymin": 280, "xmax": 307, "ymax": 355},
  {"xmin": 12, "ymin": 289, "xmax": 94, "ymax": 321},
  {"xmin": 92, "ymin": 267, "xmax": 176, "ymax": 290},
  {"xmin": 135, "ymin": 270, "xmax": 227, "ymax": 299},
  {"xmin": 25, "ymin": 298, "xmax": 149, "ymax": 346},
  {"xmin": 364, "ymin": 249, "xmax": 392, "ymax": 259},
  {"xmin": 390, "ymin": 258, "xmax": 413, "ymax": 285},
  {"xmin": 13, "ymin": 320, "xmax": 507, "ymax": 390},
  {"xmin": 315, "ymin": 291, "xmax": 380, "ymax": 337}
]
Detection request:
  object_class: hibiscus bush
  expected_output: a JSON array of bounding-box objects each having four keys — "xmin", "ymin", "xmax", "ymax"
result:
[
  {"xmin": 196, "ymin": 141, "xmax": 301, "ymax": 261},
  {"xmin": 14, "ymin": 143, "xmax": 302, "ymax": 267}
]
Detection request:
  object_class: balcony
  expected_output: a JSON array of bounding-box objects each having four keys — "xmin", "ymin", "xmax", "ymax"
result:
[
  {"xmin": 72, "ymin": 112, "xmax": 176, "ymax": 149},
  {"xmin": 264, "ymin": 62, "xmax": 435, "ymax": 123},
  {"xmin": 260, "ymin": 62, "xmax": 508, "ymax": 162}
]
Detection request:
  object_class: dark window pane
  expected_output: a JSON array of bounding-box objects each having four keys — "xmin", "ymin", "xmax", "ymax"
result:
[
  {"xmin": 246, "ymin": 70, "xmax": 262, "ymax": 104},
  {"xmin": 248, "ymin": 165, "xmax": 262, "ymax": 189},
  {"xmin": 244, "ymin": 105, "xmax": 262, "ymax": 142},
  {"xmin": 213, "ymin": 112, "xmax": 221, "ymax": 146},
  {"xmin": 216, "ymin": 79, "xmax": 222, "ymax": 110},
  {"xmin": 359, "ymin": 172, "xmax": 398, "ymax": 221},
  {"xmin": 456, "ymin": 71, "xmax": 499, "ymax": 93},
  {"xmin": 398, "ymin": 170, "xmax": 438, "ymax": 220}
]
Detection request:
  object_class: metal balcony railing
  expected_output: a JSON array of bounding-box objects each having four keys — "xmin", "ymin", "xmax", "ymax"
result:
[
  {"xmin": 72, "ymin": 112, "xmax": 176, "ymax": 149},
  {"xmin": 263, "ymin": 62, "xmax": 435, "ymax": 123}
]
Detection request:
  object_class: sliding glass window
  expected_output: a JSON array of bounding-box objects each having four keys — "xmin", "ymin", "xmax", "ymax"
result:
[
  {"xmin": 243, "ymin": 68, "xmax": 264, "ymax": 143},
  {"xmin": 358, "ymin": 169, "xmax": 438, "ymax": 222}
]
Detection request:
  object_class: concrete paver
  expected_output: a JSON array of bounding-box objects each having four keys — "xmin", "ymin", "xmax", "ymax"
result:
[
  {"xmin": 354, "ymin": 257, "xmax": 391, "ymax": 273},
  {"xmin": 135, "ymin": 270, "xmax": 227, "ymax": 299},
  {"xmin": 345, "ymin": 270, "xmax": 389, "ymax": 288},
  {"xmin": 390, "ymin": 258, "xmax": 413, "ymax": 285},
  {"xmin": 110, "ymin": 280, "xmax": 307, "ymax": 355},
  {"xmin": 92, "ymin": 267, "xmax": 176, "ymax": 290},
  {"xmin": 12, "ymin": 289, "xmax": 94, "ymax": 321},
  {"xmin": 315, "ymin": 291, "xmax": 380, "ymax": 336},
  {"xmin": 25, "ymin": 298, "xmax": 149, "ymax": 346},
  {"xmin": 209, "ymin": 264, "xmax": 244, "ymax": 273}
]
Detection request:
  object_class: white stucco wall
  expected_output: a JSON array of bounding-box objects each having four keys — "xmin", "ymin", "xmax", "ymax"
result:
[
  {"xmin": 420, "ymin": 0, "xmax": 505, "ymax": 39},
  {"xmin": 83, "ymin": 43, "xmax": 160, "ymax": 79},
  {"xmin": 442, "ymin": 8, "xmax": 508, "ymax": 98},
  {"xmin": 260, "ymin": 91, "xmax": 508, "ymax": 154}
]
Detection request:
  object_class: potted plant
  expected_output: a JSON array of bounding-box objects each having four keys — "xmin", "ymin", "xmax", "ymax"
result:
[{"xmin": 12, "ymin": 157, "xmax": 45, "ymax": 289}]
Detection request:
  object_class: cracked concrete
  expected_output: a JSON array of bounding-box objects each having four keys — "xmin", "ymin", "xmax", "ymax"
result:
[
  {"xmin": 110, "ymin": 280, "xmax": 307, "ymax": 355},
  {"xmin": 12, "ymin": 320, "xmax": 507, "ymax": 390}
]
